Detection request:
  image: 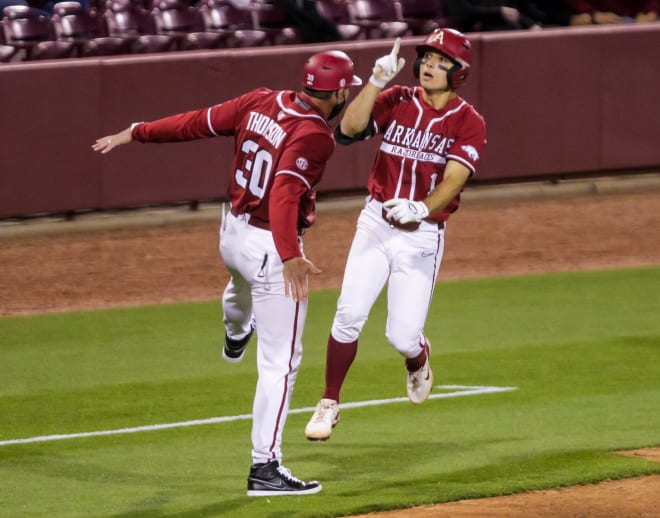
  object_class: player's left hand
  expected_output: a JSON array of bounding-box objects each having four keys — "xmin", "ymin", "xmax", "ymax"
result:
[
  {"xmin": 283, "ymin": 256, "xmax": 321, "ymax": 302},
  {"xmin": 383, "ymin": 198, "xmax": 429, "ymax": 224}
]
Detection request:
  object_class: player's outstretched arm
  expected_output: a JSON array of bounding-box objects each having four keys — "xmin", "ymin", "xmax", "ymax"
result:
[
  {"xmin": 92, "ymin": 126, "xmax": 133, "ymax": 154},
  {"xmin": 340, "ymin": 38, "xmax": 405, "ymax": 138}
]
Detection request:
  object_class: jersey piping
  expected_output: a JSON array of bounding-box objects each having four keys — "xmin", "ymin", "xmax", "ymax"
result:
[
  {"xmin": 275, "ymin": 170, "xmax": 313, "ymax": 190},
  {"xmin": 275, "ymin": 92, "xmax": 328, "ymax": 125}
]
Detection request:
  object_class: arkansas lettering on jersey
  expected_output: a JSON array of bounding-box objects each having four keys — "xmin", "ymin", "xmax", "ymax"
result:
[
  {"xmin": 369, "ymin": 85, "xmax": 486, "ymax": 222},
  {"xmin": 131, "ymin": 88, "xmax": 335, "ymax": 261}
]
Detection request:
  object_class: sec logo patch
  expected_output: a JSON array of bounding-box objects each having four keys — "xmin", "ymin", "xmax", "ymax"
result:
[{"xmin": 296, "ymin": 157, "xmax": 309, "ymax": 170}]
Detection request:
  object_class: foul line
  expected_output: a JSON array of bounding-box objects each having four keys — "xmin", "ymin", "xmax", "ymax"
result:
[{"xmin": 0, "ymin": 384, "xmax": 516, "ymax": 447}]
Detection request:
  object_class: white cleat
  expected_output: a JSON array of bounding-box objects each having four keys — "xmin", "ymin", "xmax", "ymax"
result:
[
  {"xmin": 407, "ymin": 339, "xmax": 433, "ymax": 404},
  {"xmin": 305, "ymin": 398, "xmax": 340, "ymax": 441}
]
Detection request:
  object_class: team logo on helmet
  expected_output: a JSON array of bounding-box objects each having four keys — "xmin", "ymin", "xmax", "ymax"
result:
[
  {"xmin": 461, "ymin": 145, "xmax": 479, "ymax": 161},
  {"xmin": 296, "ymin": 157, "xmax": 309, "ymax": 170},
  {"xmin": 306, "ymin": 73, "xmax": 314, "ymax": 86},
  {"xmin": 427, "ymin": 29, "xmax": 446, "ymax": 46}
]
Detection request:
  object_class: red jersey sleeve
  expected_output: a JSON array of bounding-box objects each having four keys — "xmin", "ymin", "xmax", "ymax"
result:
[
  {"xmin": 269, "ymin": 129, "xmax": 334, "ymax": 262},
  {"xmin": 446, "ymin": 108, "xmax": 487, "ymax": 175},
  {"xmin": 130, "ymin": 88, "xmax": 269, "ymax": 142},
  {"xmin": 131, "ymin": 108, "xmax": 218, "ymax": 142}
]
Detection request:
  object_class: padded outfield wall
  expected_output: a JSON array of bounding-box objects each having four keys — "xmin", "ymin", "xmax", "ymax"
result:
[{"xmin": 0, "ymin": 25, "xmax": 659, "ymax": 217}]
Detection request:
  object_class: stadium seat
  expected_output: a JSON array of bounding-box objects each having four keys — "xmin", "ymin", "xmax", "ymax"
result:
[
  {"xmin": 348, "ymin": 0, "xmax": 412, "ymax": 39},
  {"xmin": 51, "ymin": 1, "xmax": 133, "ymax": 56},
  {"xmin": 199, "ymin": 0, "xmax": 269, "ymax": 48},
  {"xmin": 251, "ymin": 0, "xmax": 302, "ymax": 45},
  {"xmin": 0, "ymin": 25, "xmax": 18, "ymax": 62},
  {"xmin": 397, "ymin": 0, "xmax": 442, "ymax": 35},
  {"xmin": 151, "ymin": 0, "xmax": 227, "ymax": 50},
  {"xmin": 0, "ymin": 45, "xmax": 15, "ymax": 62},
  {"xmin": 1, "ymin": 5, "xmax": 77, "ymax": 60},
  {"xmin": 104, "ymin": 0, "xmax": 177, "ymax": 53},
  {"xmin": 315, "ymin": 0, "xmax": 365, "ymax": 40}
]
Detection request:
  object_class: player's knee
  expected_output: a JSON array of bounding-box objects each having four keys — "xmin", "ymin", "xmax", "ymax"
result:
[
  {"xmin": 331, "ymin": 306, "xmax": 367, "ymax": 343},
  {"xmin": 385, "ymin": 326, "xmax": 421, "ymax": 357}
]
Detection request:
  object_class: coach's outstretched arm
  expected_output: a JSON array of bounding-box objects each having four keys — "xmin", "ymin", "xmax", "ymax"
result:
[{"xmin": 340, "ymin": 38, "xmax": 405, "ymax": 138}]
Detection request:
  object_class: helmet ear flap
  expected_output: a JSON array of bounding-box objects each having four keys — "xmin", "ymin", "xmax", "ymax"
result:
[{"xmin": 446, "ymin": 65, "xmax": 457, "ymax": 90}]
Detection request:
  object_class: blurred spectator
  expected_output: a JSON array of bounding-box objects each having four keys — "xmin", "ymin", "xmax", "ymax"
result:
[
  {"xmin": 281, "ymin": 0, "xmax": 344, "ymax": 42},
  {"xmin": 565, "ymin": 1, "xmax": 659, "ymax": 25},
  {"xmin": 26, "ymin": 0, "xmax": 91, "ymax": 16},
  {"xmin": 445, "ymin": 0, "xmax": 545, "ymax": 31},
  {"xmin": 529, "ymin": 0, "xmax": 574, "ymax": 26}
]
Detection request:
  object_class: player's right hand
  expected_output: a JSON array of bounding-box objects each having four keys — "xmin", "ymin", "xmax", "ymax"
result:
[
  {"xmin": 283, "ymin": 256, "xmax": 321, "ymax": 302},
  {"xmin": 92, "ymin": 127, "xmax": 133, "ymax": 154},
  {"xmin": 369, "ymin": 38, "xmax": 406, "ymax": 89}
]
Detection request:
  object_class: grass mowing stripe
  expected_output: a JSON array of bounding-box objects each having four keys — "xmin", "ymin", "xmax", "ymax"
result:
[{"xmin": 0, "ymin": 385, "xmax": 517, "ymax": 446}]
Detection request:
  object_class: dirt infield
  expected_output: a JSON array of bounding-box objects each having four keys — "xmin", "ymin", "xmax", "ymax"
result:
[{"xmin": 1, "ymin": 177, "xmax": 659, "ymax": 516}]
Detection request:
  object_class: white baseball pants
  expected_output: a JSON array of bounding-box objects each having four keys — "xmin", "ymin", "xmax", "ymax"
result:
[
  {"xmin": 331, "ymin": 198, "xmax": 445, "ymax": 357},
  {"xmin": 220, "ymin": 210, "xmax": 306, "ymax": 465}
]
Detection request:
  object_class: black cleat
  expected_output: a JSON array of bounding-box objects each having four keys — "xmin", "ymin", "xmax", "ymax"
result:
[
  {"xmin": 222, "ymin": 323, "xmax": 255, "ymax": 363},
  {"xmin": 246, "ymin": 460, "xmax": 322, "ymax": 496}
]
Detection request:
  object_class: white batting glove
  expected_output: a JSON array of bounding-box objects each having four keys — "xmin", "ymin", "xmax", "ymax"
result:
[
  {"xmin": 369, "ymin": 38, "xmax": 406, "ymax": 89},
  {"xmin": 383, "ymin": 198, "xmax": 430, "ymax": 224}
]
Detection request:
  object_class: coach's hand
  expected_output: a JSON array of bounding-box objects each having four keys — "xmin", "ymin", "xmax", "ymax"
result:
[
  {"xmin": 383, "ymin": 198, "xmax": 429, "ymax": 225},
  {"xmin": 283, "ymin": 256, "xmax": 321, "ymax": 302},
  {"xmin": 370, "ymin": 38, "xmax": 406, "ymax": 89},
  {"xmin": 92, "ymin": 127, "xmax": 133, "ymax": 154}
]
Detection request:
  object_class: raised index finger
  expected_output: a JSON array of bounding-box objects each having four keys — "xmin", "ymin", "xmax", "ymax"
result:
[{"xmin": 390, "ymin": 37, "xmax": 401, "ymax": 57}]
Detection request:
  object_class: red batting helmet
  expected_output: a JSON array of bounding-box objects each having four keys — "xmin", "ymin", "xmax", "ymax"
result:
[
  {"xmin": 302, "ymin": 50, "xmax": 362, "ymax": 91},
  {"xmin": 414, "ymin": 28, "xmax": 472, "ymax": 89}
]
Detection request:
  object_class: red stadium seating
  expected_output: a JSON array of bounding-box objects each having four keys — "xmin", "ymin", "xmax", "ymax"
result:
[
  {"xmin": 104, "ymin": 0, "xmax": 178, "ymax": 53},
  {"xmin": 51, "ymin": 1, "xmax": 133, "ymax": 56},
  {"xmin": 0, "ymin": 27, "xmax": 18, "ymax": 62},
  {"xmin": 151, "ymin": 0, "xmax": 227, "ymax": 50},
  {"xmin": 397, "ymin": 0, "xmax": 449, "ymax": 35},
  {"xmin": 1, "ymin": 5, "xmax": 77, "ymax": 60},
  {"xmin": 348, "ymin": 0, "xmax": 412, "ymax": 39},
  {"xmin": 251, "ymin": 0, "xmax": 303, "ymax": 45},
  {"xmin": 316, "ymin": 0, "xmax": 365, "ymax": 40},
  {"xmin": 199, "ymin": 0, "xmax": 269, "ymax": 47}
]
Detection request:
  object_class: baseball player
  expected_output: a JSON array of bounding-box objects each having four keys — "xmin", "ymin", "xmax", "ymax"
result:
[
  {"xmin": 92, "ymin": 50, "xmax": 362, "ymax": 495},
  {"xmin": 305, "ymin": 30, "xmax": 487, "ymax": 441}
]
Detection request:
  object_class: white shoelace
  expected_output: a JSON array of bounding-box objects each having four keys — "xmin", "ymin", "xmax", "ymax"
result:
[{"xmin": 277, "ymin": 465, "xmax": 302, "ymax": 484}]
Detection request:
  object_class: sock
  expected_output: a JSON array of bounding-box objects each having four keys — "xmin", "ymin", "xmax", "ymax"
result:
[
  {"xmin": 405, "ymin": 341, "xmax": 428, "ymax": 372},
  {"xmin": 322, "ymin": 334, "xmax": 358, "ymax": 403}
]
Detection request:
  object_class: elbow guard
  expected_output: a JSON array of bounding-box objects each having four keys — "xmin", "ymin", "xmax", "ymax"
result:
[{"xmin": 334, "ymin": 117, "xmax": 376, "ymax": 145}]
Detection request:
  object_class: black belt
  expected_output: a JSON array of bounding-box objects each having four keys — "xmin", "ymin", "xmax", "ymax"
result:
[{"xmin": 381, "ymin": 208, "xmax": 444, "ymax": 231}]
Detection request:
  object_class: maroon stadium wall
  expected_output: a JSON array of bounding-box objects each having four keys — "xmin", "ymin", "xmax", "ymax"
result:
[{"xmin": 1, "ymin": 25, "xmax": 659, "ymax": 217}]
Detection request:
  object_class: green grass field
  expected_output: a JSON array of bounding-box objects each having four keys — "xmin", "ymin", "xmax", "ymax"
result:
[{"xmin": 2, "ymin": 267, "xmax": 659, "ymax": 517}]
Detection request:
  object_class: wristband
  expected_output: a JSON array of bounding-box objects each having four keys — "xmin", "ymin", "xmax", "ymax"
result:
[{"xmin": 369, "ymin": 74, "xmax": 388, "ymax": 89}]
